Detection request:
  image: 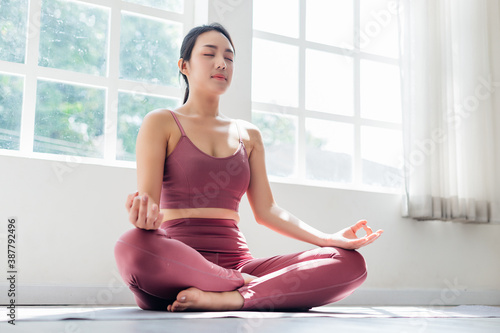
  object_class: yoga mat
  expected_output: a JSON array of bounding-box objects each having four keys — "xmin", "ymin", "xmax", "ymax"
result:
[{"xmin": 2, "ymin": 305, "xmax": 499, "ymax": 322}]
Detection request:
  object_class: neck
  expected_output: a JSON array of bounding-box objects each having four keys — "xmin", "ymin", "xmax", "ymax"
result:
[{"xmin": 182, "ymin": 89, "xmax": 221, "ymax": 118}]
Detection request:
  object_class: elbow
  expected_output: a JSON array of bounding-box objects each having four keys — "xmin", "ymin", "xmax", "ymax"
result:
[
  {"xmin": 253, "ymin": 213, "xmax": 267, "ymax": 225},
  {"xmin": 253, "ymin": 203, "xmax": 279, "ymax": 225},
  {"xmin": 252, "ymin": 207, "xmax": 269, "ymax": 225}
]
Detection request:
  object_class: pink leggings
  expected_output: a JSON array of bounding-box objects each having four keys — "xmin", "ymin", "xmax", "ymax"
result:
[{"xmin": 114, "ymin": 218, "xmax": 367, "ymax": 311}]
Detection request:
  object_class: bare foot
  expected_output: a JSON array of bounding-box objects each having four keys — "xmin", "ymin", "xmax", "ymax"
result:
[{"xmin": 167, "ymin": 287, "xmax": 244, "ymax": 312}]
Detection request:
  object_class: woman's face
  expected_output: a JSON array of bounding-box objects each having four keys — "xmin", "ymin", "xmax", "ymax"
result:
[{"xmin": 179, "ymin": 30, "xmax": 235, "ymax": 96}]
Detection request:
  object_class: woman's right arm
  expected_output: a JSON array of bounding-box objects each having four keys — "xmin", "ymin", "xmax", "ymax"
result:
[{"xmin": 127, "ymin": 110, "xmax": 170, "ymax": 230}]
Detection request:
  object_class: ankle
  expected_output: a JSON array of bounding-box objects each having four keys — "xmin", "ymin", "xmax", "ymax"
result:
[{"xmin": 219, "ymin": 290, "xmax": 244, "ymax": 310}]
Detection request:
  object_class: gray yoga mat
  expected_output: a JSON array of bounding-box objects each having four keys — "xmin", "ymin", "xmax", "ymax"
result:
[{"xmin": 5, "ymin": 305, "xmax": 500, "ymax": 322}]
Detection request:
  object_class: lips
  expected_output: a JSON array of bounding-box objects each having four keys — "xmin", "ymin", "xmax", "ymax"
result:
[{"xmin": 212, "ymin": 74, "xmax": 226, "ymax": 80}]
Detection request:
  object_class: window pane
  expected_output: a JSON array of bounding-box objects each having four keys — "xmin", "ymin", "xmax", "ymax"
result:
[
  {"xmin": 306, "ymin": 49, "xmax": 353, "ymax": 116},
  {"xmin": 117, "ymin": 92, "xmax": 179, "ymax": 161},
  {"xmin": 360, "ymin": 60, "xmax": 401, "ymax": 123},
  {"xmin": 0, "ymin": 74, "xmax": 24, "ymax": 150},
  {"xmin": 306, "ymin": 119, "xmax": 353, "ymax": 183},
  {"xmin": 120, "ymin": 13, "xmax": 182, "ymax": 86},
  {"xmin": 361, "ymin": 126, "xmax": 403, "ymax": 188},
  {"xmin": 123, "ymin": 0, "xmax": 184, "ymax": 13},
  {"xmin": 253, "ymin": 0, "xmax": 299, "ymax": 38},
  {"xmin": 0, "ymin": 0, "xmax": 29, "ymax": 63},
  {"xmin": 34, "ymin": 80, "xmax": 105, "ymax": 157},
  {"xmin": 252, "ymin": 111, "xmax": 297, "ymax": 177},
  {"xmin": 252, "ymin": 38, "xmax": 298, "ymax": 107},
  {"xmin": 360, "ymin": 0, "xmax": 400, "ymax": 59},
  {"xmin": 39, "ymin": 0, "xmax": 109, "ymax": 76},
  {"xmin": 306, "ymin": 0, "xmax": 353, "ymax": 49}
]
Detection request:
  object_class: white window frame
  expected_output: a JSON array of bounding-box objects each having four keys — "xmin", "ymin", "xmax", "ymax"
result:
[
  {"xmin": 252, "ymin": 0, "xmax": 403, "ymax": 194},
  {"xmin": 0, "ymin": 0, "xmax": 198, "ymax": 167}
]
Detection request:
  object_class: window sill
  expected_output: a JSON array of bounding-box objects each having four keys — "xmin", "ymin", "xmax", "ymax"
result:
[
  {"xmin": 0, "ymin": 149, "xmax": 136, "ymax": 169},
  {"xmin": 267, "ymin": 174, "xmax": 404, "ymax": 195}
]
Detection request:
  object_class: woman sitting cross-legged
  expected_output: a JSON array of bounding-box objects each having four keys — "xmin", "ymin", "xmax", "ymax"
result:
[{"xmin": 114, "ymin": 23, "xmax": 383, "ymax": 312}]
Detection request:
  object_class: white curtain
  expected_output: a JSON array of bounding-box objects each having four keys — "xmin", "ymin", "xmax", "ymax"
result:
[{"xmin": 399, "ymin": 0, "xmax": 500, "ymax": 223}]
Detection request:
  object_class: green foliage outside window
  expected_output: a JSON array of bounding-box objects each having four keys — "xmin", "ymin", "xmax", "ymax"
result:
[
  {"xmin": 0, "ymin": 0, "xmax": 28, "ymax": 64},
  {"xmin": 0, "ymin": 74, "xmax": 24, "ymax": 150},
  {"xmin": 34, "ymin": 80, "xmax": 105, "ymax": 157},
  {"xmin": 0, "ymin": 0, "xmax": 184, "ymax": 160},
  {"xmin": 39, "ymin": 0, "xmax": 109, "ymax": 76},
  {"xmin": 120, "ymin": 13, "xmax": 181, "ymax": 86}
]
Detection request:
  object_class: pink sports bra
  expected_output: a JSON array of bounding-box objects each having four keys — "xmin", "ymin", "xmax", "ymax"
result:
[{"xmin": 159, "ymin": 111, "xmax": 250, "ymax": 211}]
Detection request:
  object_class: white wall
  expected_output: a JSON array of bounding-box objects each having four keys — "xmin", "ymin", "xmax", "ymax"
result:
[{"xmin": 1, "ymin": 0, "xmax": 499, "ymax": 306}]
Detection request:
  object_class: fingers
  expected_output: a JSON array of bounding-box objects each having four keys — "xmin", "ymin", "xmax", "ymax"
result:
[
  {"xmin": 128, "ymin": 193, "xmax": 163, "ymax": 230},
  {"xmin": 136, "ymin": 194, "xmax": 149, "ymax": 227},
  {"xmin": 149, "ymin": 204, "xmax": 162, "ymax": 229},
  {"xmin": 352, "ymin": 220, "xmax": 377, "ymax": 238},
  {"xmin": 128, "ymin": 196, "xmax": 141, "ymax": 225},
  {"xmin": 358, "ymin": 229, "xmax": 384, "ymax": 248},
  {"xmin": 351, "ymin": 220, "xmax": 367, "ymax": 234},
  {"xmin": 362, "ymin": 224, "xmax": 373, "ymax": 236},
  {"xmin": 125, "ymin": 191, "xmax": 139, "ymax": 212},
  {"xmin": 345, "ymin": 228, "xmax": 384, "ymax": 250}
]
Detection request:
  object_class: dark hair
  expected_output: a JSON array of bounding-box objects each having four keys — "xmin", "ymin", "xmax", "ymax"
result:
[{"xmin": 179, "ymin": 23, "xmax": 235, "ymax": 104}]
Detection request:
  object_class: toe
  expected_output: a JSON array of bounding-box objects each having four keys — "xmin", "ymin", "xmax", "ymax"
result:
[{"xmin": 172, "ymin": 301, "xmax": 187, "ymax": 312}]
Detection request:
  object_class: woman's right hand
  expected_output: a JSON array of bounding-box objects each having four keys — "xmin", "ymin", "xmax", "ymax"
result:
[{"xmin": 126, "ymin": 191, "xmax": 164, "ymax": 230}]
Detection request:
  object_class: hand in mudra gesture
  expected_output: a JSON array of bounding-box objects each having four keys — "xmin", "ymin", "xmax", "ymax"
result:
[
  {"xmin": 326, "ymin": 220, "xmax": 383, "ymax": 250},
  {"xmin": 125, "ymin": 192, "xmax": 164, "ymax": 230}
]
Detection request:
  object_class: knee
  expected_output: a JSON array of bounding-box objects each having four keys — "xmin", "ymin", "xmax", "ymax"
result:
[
  {"xmin": 116, "ymin": 227, "xmax": 164, "ymax": 245},
  {"xmin": 115, "ymin": 226, "xmax": 167, "ymax": 252},
  {"xmin": 114, "ymin": 227, "xmax": 165, "ymax": 270},
  {"xmin": 322, "ymin": 247, "xmax": 367, "ymax": 281},
  {"xmin": 338, "ymin": 248, "xmax": 367, "ymax": 281}
]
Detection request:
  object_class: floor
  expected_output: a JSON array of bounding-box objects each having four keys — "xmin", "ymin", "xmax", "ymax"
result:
[{"xmin": 1, "ymin": 305, "xmax": 499, "ymax": 333}]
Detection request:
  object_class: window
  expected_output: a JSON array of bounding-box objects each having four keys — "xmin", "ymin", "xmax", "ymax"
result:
[
  {"xmin": 0, "ymin": 0, "xmax": 190, "ymax": 164},
  {"xmin": 252, "ymin": 0, "xmax": 403, "ymax": 192}
]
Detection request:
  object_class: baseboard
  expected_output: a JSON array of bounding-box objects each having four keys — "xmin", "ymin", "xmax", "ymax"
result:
[
  {"xmin": 335, "ymin": 289, "xmax": 500, "ymax": 306},
  {"xmin": 0, "ymin": 284, "xmax": 136, "ymax": 306},
  {"xmin": 1, "ymin": 285, "xmax": 499, "ymax": 306}
]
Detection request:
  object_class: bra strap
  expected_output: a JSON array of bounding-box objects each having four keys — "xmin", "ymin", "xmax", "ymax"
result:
[
  {"xmin": 169, "ymin": 110, "xmax": 186, "ymax": 136},
  {"xmin": 234, "ymin": 120, "xmax": 243, "ymax": 143}
]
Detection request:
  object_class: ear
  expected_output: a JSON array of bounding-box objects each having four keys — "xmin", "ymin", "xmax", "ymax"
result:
[{"xmin": 178, "ymin": 58, "xmax": 188, "ymax": 75}]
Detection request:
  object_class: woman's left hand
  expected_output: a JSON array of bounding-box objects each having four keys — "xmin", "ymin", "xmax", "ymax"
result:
[{"xmin": 325, "ymin": 220, "xmax": 383, "ymax": 250}]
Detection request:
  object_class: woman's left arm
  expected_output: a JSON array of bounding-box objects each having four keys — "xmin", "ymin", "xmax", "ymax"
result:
[{"xmin": 245, "ymin": 124, "xmax": 383, "ymax": 250}]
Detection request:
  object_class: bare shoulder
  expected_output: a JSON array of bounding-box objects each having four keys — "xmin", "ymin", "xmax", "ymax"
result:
[
  {"xmin": 234, "ymin": 119, "xmax": 264, "ymax": 157},
  {"xmin": 142, "ymin": 108, "xmax": 174, "ymax": 125},
  {"xmin": 235, "ymin": 119, "xmax": 263, "ymax": 143},
  {"xmin": 140, "ymin": 108, "xmax": 177, "ymax": 137}
]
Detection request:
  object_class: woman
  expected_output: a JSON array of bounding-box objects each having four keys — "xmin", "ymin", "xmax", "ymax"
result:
[{"xmin": 114, "ymin": 23, "xmax": 383, "ymax": 312}]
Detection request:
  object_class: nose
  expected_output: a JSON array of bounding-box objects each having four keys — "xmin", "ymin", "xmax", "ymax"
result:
[{"xmin": 216, "ymin": 57, "xmax": 227, "ymax": 70}]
